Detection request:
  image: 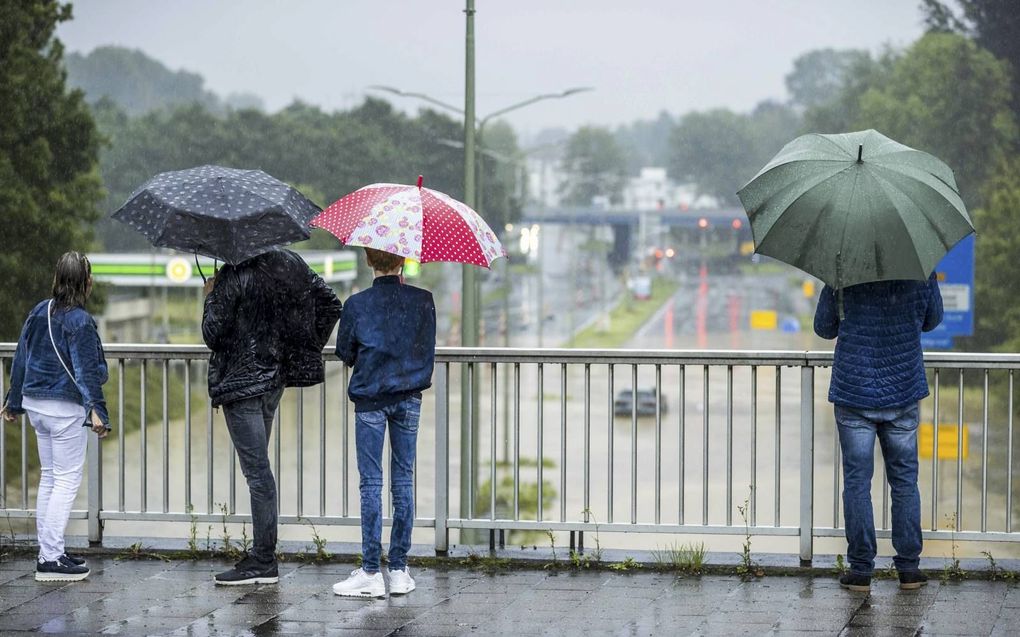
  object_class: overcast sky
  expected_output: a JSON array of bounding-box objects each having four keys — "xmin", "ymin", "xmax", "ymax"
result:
[{"xmin": 58, "ymin": 1, "xmax": 925, "ymax": 136}]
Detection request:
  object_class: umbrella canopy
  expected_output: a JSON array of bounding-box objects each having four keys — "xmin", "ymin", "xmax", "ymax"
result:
[
  {"xmin": 737, "ymin": 129, "xmax": 974, "ymax": 290},
  {"xmin": 112, "ymin": 165, "xmax": 321, "ymax": 265},
  {"xmin": 311, "ymin": 176, "xmax": 505, "ymax": 268}
]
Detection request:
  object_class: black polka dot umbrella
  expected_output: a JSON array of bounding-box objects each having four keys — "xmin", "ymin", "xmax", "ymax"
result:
[{"xmin": 111, "ymin": 165, "xmax": 321, "ymax": 266}]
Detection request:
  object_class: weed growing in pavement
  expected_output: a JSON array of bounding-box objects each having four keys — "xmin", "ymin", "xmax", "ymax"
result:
[
  {"xmin": 608, "ymin": 557, "xmax": 641, "ymax": 572},
  {"xmin": 460, "ymin": 552, "xmax": 512, "ymax": 571},
  {"xmin": 296, "ymin": 518, "xmax": 332, "ymax": 563},
  {"xmin": 569, "ymin": 550, "xmax": 597, "ymax": 569},
  {"xmin": 651, "ymin": 542, "xmax": 707, "ymax": 575},
  {"xmin": 874, "ymin": 561, "xmax": 897, "ymax": 579},
  {"xmin": 735, "ymin": 488, "xmax": 763, "ymax": 579},
  {"xmin": 186, "ymin": 505, "xmax": 200, "ymax": 558},
  {"xmin": 542, "ymin": 530, "xmax": 558, "ymax": 569},
  {"xmin": 217, "ymin": 502, "xmax": 242, "ymax": 560},
  {"xmin": 833, "ymin": 554, "xmax": 848, "ymax": 576},
  {"xmin": 940, "ymin": 514, "xmax": 965, "ymax": 583},
  {"xmin": 581, "ymin": 508, "xmax": 604, "ymax": 564},
  {"xmin": 239, "ymin": 521, "xmax": 251, "ymax": 555},
  {"xmin": 981, "ymin": 551, "xmax": 1018, "ymax": 582},
  {"xmin": 117, "ymin": 542, "xmax": 170, "ymax": 562}
]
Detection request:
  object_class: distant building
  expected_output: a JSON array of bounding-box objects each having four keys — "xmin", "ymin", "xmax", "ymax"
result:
[{"xmin": 525, "ymin": 162, "xmax": 720, "ymax": 211}]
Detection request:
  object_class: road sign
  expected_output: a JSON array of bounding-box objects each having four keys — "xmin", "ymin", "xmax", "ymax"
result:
[
  {"xmin": 921, "ymin": 234, "xmax": 974, "ymax": 350},
  {"xmin": 918, "ymin": 423, "xmax": 969, "ymax": 460},
  {"xmin": 750, "ymin": 310, "xmax": 777, "ymax": 330}
]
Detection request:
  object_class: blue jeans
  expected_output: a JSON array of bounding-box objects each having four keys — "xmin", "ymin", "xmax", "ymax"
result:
[
  {"xmin": 356, "ymin": 396, "xmax": 420, "ymax": 573},
  {"xmin": 835, "ymin": 403, "xmax": 922, "ymax": 577},
  {"xmin": 223, "ymin": 386, "xmax": 284, "ymax": 564}
]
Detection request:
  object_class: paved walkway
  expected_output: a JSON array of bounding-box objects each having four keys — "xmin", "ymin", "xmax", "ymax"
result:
[{"xmin": 1, "ymin": 555, "xmax": 1018, "ymax": 636}]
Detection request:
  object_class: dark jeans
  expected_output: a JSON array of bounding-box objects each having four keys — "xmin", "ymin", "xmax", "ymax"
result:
[
  {"xmin": 356, "ymin": 396, "xmax": 420, "ymax": 573},
  {"xmin": 835, "ymin": 403, "xmax": 922, "ymax": 577},
  {"xmin": 223, "ymin": 386, "xmax": 284, "ymax": 564}
]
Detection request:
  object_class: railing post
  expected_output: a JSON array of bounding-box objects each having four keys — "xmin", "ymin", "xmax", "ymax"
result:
[
  {"xmin": 87, "ymin": 432, "xmax": 103, "ymax": 545},
  {"xmin": 799, "ymin": 365, "xmax": 814, "ymax": 566},
  {"xmin": 434, "ymin": 363, "xmax": 449, "ymax": 555}
]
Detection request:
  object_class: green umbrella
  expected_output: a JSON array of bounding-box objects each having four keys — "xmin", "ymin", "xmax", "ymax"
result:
[{"xmin": 737, "ymin": 129, "xmax": 974, "ymax": 293}]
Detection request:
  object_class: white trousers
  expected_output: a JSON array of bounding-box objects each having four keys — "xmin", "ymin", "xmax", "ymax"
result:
[{"xmin": 25, "ymin": 403, "xmax": 87, "ymax": 562}]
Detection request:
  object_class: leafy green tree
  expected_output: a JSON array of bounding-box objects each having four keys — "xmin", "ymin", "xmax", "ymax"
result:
[
  {"xmin": 785, "ymin": 49, "xmax": 871, "ymax": 111},
  {"xmin": 668, "ymin": 103, "xmax": 800, "ymax": 205},
  {"xmin": 855, "ymin": 32, "xmax": 1016, "ymax": 201},
  {"xmin": 559, "ymin": 126, "xmax": 628, "ymax": 206},
  {"xmin": 615, "ymin": 111, "xmax": 675, "ymax": 174},
  {"xmin": 65, "ymin": 46, "xmax": 221, "ymax": 115},
  {"xmin": 969, "ymin": 158, "xmax": 1020, "ymax": 351},
  {"xmin": 801, "ymin": 49, "xmax": 896, "ymax": 133},
  {"xmin": 0, "ymin": 0, "xmax": 104, "ymax": 340},
  {"xmin": 921, "ymin": 0, "xmax": 1020, "ymax": 112}
]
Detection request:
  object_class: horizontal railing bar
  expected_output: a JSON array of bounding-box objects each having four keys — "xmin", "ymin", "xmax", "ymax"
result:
[
  {"xmin": 0, "ymin": 510, "xmax": 88, "ymax": 519},
  {"xmin": 813, "ymin": 528, "xmax": 1020, "ymax": 543},
  {"xmin": 3, "ymin": 344, "xmax": 1018, "ymax": 368},
  {"xmin": 97, "ymin": 512, "xmax": 436, "ymax": 527},
  {"xmin": 449, "ymin": 519, "xmax": 800, "ymax": 535}
]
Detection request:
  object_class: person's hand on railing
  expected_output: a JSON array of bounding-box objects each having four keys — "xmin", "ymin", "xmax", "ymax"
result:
[{"xmin": 90, "ymin": 409, "xmax": 109, "ymax": 438}]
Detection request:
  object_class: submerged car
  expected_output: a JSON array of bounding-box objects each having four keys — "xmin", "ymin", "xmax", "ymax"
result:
[{"xmin": 613, "ymin": 389, "xmax": 668, "ymax": 417}]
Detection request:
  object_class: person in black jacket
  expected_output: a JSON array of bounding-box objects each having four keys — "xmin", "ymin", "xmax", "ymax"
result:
[{"xmin": 202, "ymin": 248, "xmax": 341, "ymax": 585}]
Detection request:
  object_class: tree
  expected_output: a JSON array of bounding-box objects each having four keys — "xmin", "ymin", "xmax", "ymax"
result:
[
  {"xmin": 855, "ymin": 32, "xmax": 1016, "ymax": 202},
  {"xmin": 614, "ymin": 111, "xmax": 675, "ymax": 174},
  {"xmin": 558, "ymin": 126, "xmax": 628, "ymax": 206},
  {"xmin": 668, "ymin": 103, "xmax": 801, "ymax": 205},
  {"xmin": 801, "ymin": 49, "xmax": 896, "ymax": 133},
  {"xmin": 921, "ymin": 1, "xmax": 1020, "ymax": 112},
  {"xmin": 785, "ymin": 48, "xmax": 871, "ymax": 111},
  {"xmin": 969, "ymin": 158, "xmax": 1020, "ymax": 352},
  {"xmin": 65, "ymin": 46, "xmax": 221, "ymax": 115},
  {"xmin": 0, "ymin": 1, "xmax": 104, "ymax": 340}
]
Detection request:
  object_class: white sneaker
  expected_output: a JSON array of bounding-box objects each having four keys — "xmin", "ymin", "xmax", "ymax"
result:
[
  {"xmin": 332, "ymin": 568, "xmax": 385, "ymax": 598},
  {"xmin": 388, "ymin": 567, "xmax": 416, "ymax": 595}
]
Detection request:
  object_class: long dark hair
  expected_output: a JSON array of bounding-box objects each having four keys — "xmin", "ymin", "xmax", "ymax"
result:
[{"xmin": 52, "ymin": 251, "xmax": 92, "ymax": 310}]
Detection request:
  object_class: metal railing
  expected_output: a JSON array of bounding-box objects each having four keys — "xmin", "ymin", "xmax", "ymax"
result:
[{"xmin": 2, "ymin": 344, "xmax": 1018, "ymax": 563}]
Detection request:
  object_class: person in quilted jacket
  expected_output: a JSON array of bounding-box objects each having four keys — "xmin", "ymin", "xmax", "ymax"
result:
[{"xmin": 814, "ymin": 273, "xmax": 943, "ymax": 593}]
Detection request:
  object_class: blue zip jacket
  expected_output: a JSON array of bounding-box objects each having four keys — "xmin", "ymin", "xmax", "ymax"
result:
[
  {"xmin": 335, "ymin": 275, "xmax": 436, "ymax": 412},
  {"xmin": 4, "ymin": 300, "xmax": 110, "ymax": 426},
  {"xmin": 814, "ymin": 274, "xmax": 943, "ymax": 410}
]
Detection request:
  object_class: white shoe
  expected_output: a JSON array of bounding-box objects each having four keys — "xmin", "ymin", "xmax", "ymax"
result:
[
  {"xmin": 332, "ymin": 568, "xmax": 385, "ymax": 598},
  {"xmin": 388, "ymin": 567, "xmax": 416, "ymax": 595}
]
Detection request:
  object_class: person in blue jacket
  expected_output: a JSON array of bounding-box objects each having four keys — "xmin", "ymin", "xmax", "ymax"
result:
[
  {"xmin": 2, "ymin": 252, "xmax": 110, "ymax": 582},
  {"xmin": 814, "ymin": 273, "xmax": 943, "ymax": 593},
  {"xmin": 332, "ymin": 248, "xmax": 436, "ymax": 599}
]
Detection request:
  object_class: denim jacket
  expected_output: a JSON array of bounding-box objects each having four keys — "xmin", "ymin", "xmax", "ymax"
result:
[
  {"xmin": 335, "ymin": 276, "xmax": 436, "ymax": 412},
  {"xmin": 4, "ymin": 300, "xmax": 110, "ymax": 426}
]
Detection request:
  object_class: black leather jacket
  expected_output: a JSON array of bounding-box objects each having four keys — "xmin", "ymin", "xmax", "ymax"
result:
[{"xmin": 202, "ymin": 249, "xmax": 342, "ymax": 407}]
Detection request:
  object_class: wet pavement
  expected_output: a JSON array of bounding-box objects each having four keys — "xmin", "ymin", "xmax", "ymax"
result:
[{"xmin": 1, "ymin": 554, "xmax": 1018, "ymax": 636}]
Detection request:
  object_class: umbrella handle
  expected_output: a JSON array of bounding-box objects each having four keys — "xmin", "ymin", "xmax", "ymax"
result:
[
  {"xmin": 195, "ymin": 253, "xmax": 206, "ymax": 284},
  {"xmin": 836, "ymin": 252, "xmax": 845, "ymax": 321}
]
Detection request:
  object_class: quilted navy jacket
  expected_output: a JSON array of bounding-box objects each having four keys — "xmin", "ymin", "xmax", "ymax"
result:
[
  {"xmin": 334, "ymin": 275, "xmax": 436, "ymax": 412},
  {"xmin": 814, "ymin": 274, "xmax": 943, "ymax": 409}
]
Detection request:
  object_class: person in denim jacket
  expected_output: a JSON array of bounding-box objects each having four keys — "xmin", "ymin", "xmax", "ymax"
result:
[
  {"xmin": 332, "ymin": 248, "xmax": 436, "ymax": 599},
  {"xmin": 2, "ymin": 252, "xmax": 109, "ymax": 582}
]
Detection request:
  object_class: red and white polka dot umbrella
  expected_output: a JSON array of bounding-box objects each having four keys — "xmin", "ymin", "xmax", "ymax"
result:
[{"xmin": 311, "ymin": 176, "xmax": 506, "ymax": 268}]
